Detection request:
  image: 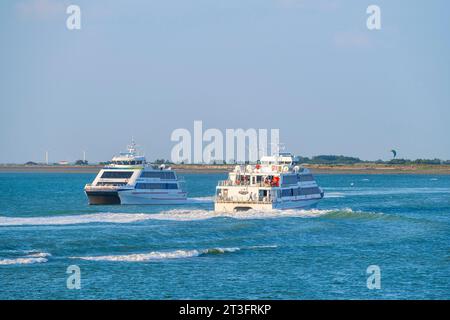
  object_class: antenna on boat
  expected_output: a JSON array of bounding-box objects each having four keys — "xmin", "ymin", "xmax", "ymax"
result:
[
  {"xmin": 127, "ymin": 137, "xmax": 139, "ymax": 155},
  {"xmin": 270, "ymin": 142, "xmax": 286, "ymax": 164}
]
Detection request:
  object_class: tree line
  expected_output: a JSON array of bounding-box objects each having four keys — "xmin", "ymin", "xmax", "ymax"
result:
[{"xmin": 23, "ymin": 156, "xmax": 450, "ymax": 166}]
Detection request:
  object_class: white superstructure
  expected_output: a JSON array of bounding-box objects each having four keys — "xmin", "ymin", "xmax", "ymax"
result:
[
  {"xmin": 118, "ymin": 163, "xmax": 187, "ymax": 205},
  {"xmin": 84, "ymin": 140, "xmax": 186, "ymax": 205},
  {"xmin": 214, "ymin": 153, "xmax": 324, "ymax": 212}
]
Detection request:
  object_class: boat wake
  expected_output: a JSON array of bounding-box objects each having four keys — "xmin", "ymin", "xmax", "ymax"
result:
[
  {"xmin": 186, "ymin": 196, "xmax": 214, "ymax": 203},
  {"xmin": 0, "ymin": 208, "xmax": 332, "ymax": 226},
  {"xmin": 324, "ymin": 192, "xmax": 345, "ymax": 198},
  {"xmin": 70, "ymin": 245, "xmax": 275, "ymax": 262},
  {"xmin": 0, "ymin": 213, "xmax": 152, "ymax": 226},
  {"xmin": 0, "ymin": 208, "xmax": 387, "ymax": 226},
  {"xmin": 0, "ymin": 252, "xmax": 51, "ymax": 266},
  {"xmin": 149, "ymin": 208, "xmax": 335, "ymax": 221}
]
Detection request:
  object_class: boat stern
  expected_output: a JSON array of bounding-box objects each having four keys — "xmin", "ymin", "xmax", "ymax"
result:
[
  {"xmin": 84, "ymin": 184, "xmax": 123, "ymax": 205},
  {"xmin": 214, "ymin": 200, "xmax": 274, "ymax": 213}
]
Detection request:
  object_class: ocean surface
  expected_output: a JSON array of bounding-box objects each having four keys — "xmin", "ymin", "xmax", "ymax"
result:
[{"xmin": 0, "ymin": 173, "xmax": 449, "ymax": 299}]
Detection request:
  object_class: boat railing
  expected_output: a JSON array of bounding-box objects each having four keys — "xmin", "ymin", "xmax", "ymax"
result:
[
  {"xmin": 84, "ymin": 184, "xmax": 130, "ymax": 191},
  {"xmin": 215, "ymin": 195, "xmax": 273, "ymax": 204},
  {"xmin": 217, "ymin": 180, "xmax": 278, "ymax": 188}
]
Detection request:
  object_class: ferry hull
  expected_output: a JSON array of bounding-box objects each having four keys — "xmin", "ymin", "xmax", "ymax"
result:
[
  {"xmin": 118, "ymin": 191, "xmax": 188, "ymax": 205},
  {"xmin": 85, "ymin": 190, "xmax": 121, "ymax": 205},
  {"xmin": 214, "ymin": 198, "xmax": 321, "ymax": 212}
]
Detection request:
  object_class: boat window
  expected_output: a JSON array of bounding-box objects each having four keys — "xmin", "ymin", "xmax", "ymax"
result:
[
  {"xmin": 282, "ymin": 175, "xmax": 297, "ymax": 185},
  {"xmin": 96, "ymin": 182, "xmax": 128, "ymax": 186},
  {"xmin": 135, "ymin": 183, "xmax": 179, "ymax": 190},
  {"xmin": 298, "ymin": 174, "xmax": 315, "ymax": 182},
  {"xmin": 140, "ymin": 171, "xmax": 176, "ymax": 180},
  {"xmin": 113, "ymin": 161, "xmax": 132, "ymax": 165},
  {"xmin": 299, "ymin": 187, "xmax": 321, "ymax": 195},
  {"xmin": 101, "ymin": 171, "xmax": 134, "ymax": 179},
  {"xmin": 281, "ymin": 189, "xmax": 294, "ymax": 197}
]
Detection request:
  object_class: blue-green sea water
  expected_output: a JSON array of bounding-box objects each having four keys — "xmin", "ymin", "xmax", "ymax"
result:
[{"xmin": 0, "ymin": 173, "xmax": 449, "ymax": 299}]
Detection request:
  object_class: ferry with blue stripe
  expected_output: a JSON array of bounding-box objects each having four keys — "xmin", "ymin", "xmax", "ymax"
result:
[{"xmin": 84, "ymin": 140, "xmax": 186, "ymax": 205}]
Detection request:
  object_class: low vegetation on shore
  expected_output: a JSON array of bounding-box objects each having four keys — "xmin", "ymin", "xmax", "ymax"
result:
[
  {"xmin": 2, "ymin": 154, "xmax": 450, "ymax": 174},
  {"xmin": 151, "ymin": 155, "xmax": 450, "ymax": 166}
]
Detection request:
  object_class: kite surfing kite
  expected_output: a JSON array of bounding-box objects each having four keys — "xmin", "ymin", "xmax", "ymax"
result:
[{"xmin": 390, "ymin": 149, "xmax": 397, "ymax": 159}]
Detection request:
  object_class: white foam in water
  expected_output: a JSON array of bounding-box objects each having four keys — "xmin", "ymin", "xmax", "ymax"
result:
[
  {"xmin": 0, "ymin": 252, "xmax": 51, "ymax": 265},
  {"xmin": 71, "ymin": 246, "xmax": 280, "ymax": 262},
  {"xmin": 0, "ymin": 213, "xmax": 152, "ymax": 226},
  {"xmin": 72, "ymin": 249, "xmax": 201, "ymax": 262},
  {"xmin": 324, "ymin": 192, "xmax": 345, "ymax": 198},
  {"xmin": 26, "ymin": 252, "xmax": 51, "ymax": 258},
  {"xmin": 0, "ymin": 208, "xmax": 334, "ymax": 226},
  {"xmin": 247, "ymin": 245, "xmax": 278, "ymax": 249},
  {"xmin": 71, "ymin": 247, "xmax": 241, "ymax": 262},
  {"xmin": 150, "ymin": 208, "xmax": 333, "ymax": 221},
  {"xmin": 186, "ymin": 196, "xmax": 214, "ymax": 203},
  {"xmin": 342, "ymin": 187, "xmax": 450, "ymax": 196}
]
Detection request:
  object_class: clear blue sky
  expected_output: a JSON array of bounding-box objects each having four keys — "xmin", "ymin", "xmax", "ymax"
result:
[{"xmin": 1, "ymin": 0, "xmax": 449, "ymax": 163}]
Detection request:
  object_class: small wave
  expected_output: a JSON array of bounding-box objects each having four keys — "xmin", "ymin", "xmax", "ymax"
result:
[
  {"xmin": 202, "ymin": 247, "xmax": 240, "ymax": 255},
  {"xmin": 0, "ymin": 252, "xmax": 51, "ymax": 266},
  {"xmin": 324, "ymin": 192, "xmax": 345, "ymax": 198},
  {"xmin": 324, "ymin": 209, "xmax": 384, "ymax": 220},
  {"xmin": 186, "ymin": 196, "xmax": 214, "ymax": 203},
  {"xmin": 71, "ymin": 247, "xmax": 240, "ymax": 262},
  {"xmin": 248, "ymin": 245, "xmax": 278, "ymax": 249},
  {"xmin": 26, "ymin": 252, "xmax": 51, "ymax": 258},
  {"xmin": 72, "ymin": 249, "xmax": 201, "ymax": 262},
  {"xmin": 331, "ymin": 188, "xmax": 450, "ymax": 197}
]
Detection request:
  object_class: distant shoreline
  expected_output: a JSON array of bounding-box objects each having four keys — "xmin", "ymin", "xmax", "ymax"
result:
[{"xmin": 0, "ymin": 164, "xmax": 449, "ymax": 175}]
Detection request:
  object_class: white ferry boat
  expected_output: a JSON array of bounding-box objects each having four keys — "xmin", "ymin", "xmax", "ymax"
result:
[
  {"xmin": 84, "ymin": 141, "xmax": 187, "ymax": 205},
  {"xmin": 214, "ymin": 153, "xmax": 324, "ymax": 212}
]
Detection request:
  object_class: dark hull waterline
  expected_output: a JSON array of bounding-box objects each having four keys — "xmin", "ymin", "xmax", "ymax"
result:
[{"xmin": 85, "ymin": 190, "xmax": 121, "ymax": 205}]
